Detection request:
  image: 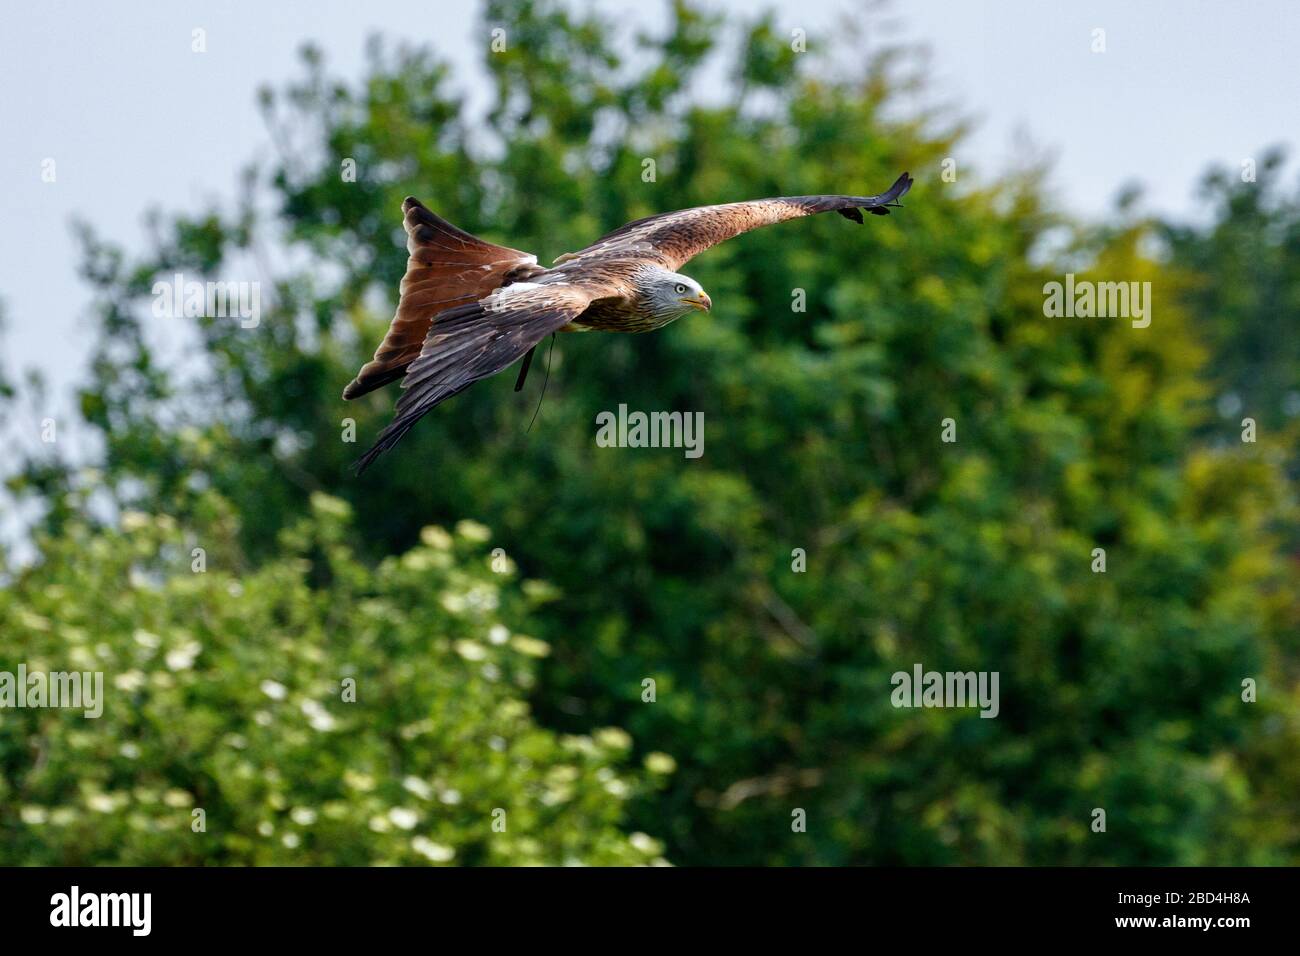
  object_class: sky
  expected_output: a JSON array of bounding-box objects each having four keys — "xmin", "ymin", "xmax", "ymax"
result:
[{"xmin": 1, "ymin": 0, "xmax": 1297, "ymax": 412}]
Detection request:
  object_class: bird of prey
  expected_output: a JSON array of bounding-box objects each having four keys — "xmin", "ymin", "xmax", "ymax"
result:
[{"xmin": 345, "ymin": 172, "xmax": 913, "ymax": 472}]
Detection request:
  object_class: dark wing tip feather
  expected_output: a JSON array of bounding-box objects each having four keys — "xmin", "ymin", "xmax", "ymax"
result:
[
  {"xmin": 887, "ymin": 171, "xmax": 913, "ymax": 201},
  {"xmin": 352, "ymin": 438, "xmax": 389, "ymax": 476},
  {"xmin": 868, "ymin": 171, "xmax": 913, "ymax": 210},
  {"xmin": 830, "ymin": 171, "xmax": 914, "ymax": 223},
  {"xmin": 352, "ymin": 421, "xmax": 411, "ymax": 475},
  {"xmin": 353, "ymin": 380, "xmax": 466, "ymax": 474},
  {"xmin": 849, "ymin": 171, "xmax": 914, "ymax": 220}
]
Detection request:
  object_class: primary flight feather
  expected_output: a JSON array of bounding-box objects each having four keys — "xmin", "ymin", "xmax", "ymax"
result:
[{"xmin": 346, "ymin": 171, "xmax": 913, "ymax": 472}]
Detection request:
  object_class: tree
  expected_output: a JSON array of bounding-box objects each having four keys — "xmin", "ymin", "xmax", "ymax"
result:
[
  {"xmin": 1159, "ymin": 147, "xmax": 1300, "ymax": 436},
  {"xmin": 0, "ymin": 492, "xmax": 665, "ymax": 865}
]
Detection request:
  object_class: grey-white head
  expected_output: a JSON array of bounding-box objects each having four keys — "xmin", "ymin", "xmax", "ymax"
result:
[{"xmin": 637, "ymin": 266, "xmax": 712, "ymax": 324}]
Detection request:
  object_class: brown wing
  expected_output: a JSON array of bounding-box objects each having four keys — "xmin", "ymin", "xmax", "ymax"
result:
[
  {"xmin": 353, "ymin": 279, "xmax": 617, "ymax": 474},
  {"xmin": 342, "ymin": 197, "xmax": 543, "ymax": 400},
  {"xmin": 555, "ymin": 172, "xmax": 913, "ymax": 271}
]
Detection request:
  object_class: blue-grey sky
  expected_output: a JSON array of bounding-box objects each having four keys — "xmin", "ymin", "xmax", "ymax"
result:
[{"xmin": 1, "ymin": 0, "xmax": 1297, "ymax": 409}]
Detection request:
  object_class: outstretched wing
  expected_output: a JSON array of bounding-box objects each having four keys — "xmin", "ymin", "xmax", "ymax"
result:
[
  {"xmin": 353, "ymin": 280, "xmax": 608, "ymax": 474},
  {"xmin": 556, "ymin": 172, "xmax": 913, "ymax": 271},
  {"xmin": 343, "ymin": 197, "xmax": 543, "ymax": 400}
]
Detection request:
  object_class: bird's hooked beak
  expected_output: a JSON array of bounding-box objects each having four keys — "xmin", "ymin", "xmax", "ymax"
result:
[{"xmin": 681, "ymin": 291, "xmax": 712, "ymax": 312}]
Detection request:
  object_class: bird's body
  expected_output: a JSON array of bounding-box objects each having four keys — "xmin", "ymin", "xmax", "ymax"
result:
[
  {"xmin": 346, "ymin": 173, "xmax": 913, "ymax": 472},
  {"xmin": 556, "ymin": 264, "xmax": 705, "ymax": 333}
]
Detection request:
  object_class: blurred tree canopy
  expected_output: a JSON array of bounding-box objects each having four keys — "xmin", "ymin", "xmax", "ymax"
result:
[
  {"xmin": 1158, "ymin": 147, "xmax": 1300, "ymax": 454},
  {"xmin": 3, "ymin": 0, "xmax": 1298, "ymax": 865}
]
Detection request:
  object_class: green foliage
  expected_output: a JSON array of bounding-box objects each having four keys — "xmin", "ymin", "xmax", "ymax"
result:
[
  {"xmin": 4, "ymin": 0, "xmax": 1298, "ymax": 865},
  {"xmin": 0, "ymin": 494, "xmax": 664, "ymax": 865},
  {"xmin": 1160, "ymin": 146, "xmax": 1300, "ymax": 433}
]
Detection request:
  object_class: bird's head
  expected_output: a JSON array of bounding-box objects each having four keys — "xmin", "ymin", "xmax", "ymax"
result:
[{"xmin": 643, "ymin": 268, "xmax": 711, "ymax": 321}]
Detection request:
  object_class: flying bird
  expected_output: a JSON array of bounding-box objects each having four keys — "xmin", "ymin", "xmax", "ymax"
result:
[{"xmin": 346, "ymin": 172, "xmax": 913, "ymax": 472}]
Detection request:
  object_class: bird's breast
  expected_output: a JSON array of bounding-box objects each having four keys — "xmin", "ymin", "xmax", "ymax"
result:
[{"xmin": 571, "ymin": 296, "xmax": 679, "ymax": 333}]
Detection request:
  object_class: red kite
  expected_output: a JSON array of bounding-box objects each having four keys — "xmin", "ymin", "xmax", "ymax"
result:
[{"xmin": 346, "ymin": 172, "xmax": 913, "ymax": 472}]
